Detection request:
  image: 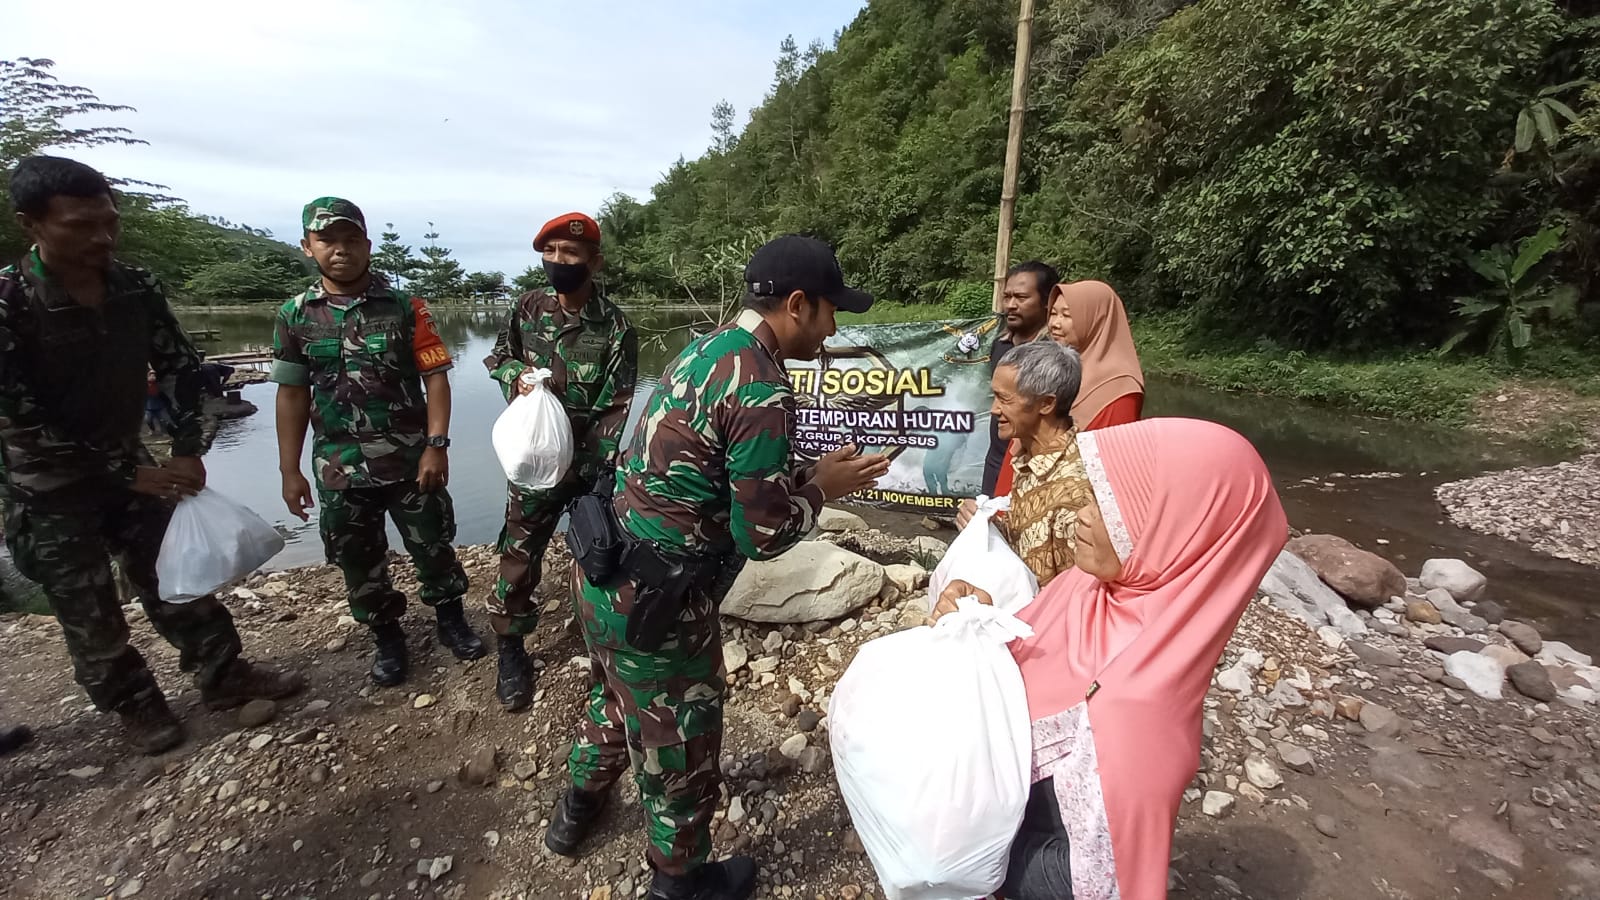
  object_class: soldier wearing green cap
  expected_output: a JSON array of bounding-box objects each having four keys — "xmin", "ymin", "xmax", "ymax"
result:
[{"xmin": 272, "ymin": 196, "xmax": 486, "ymax": 686}]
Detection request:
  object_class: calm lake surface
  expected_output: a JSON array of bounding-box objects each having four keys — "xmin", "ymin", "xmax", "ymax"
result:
[{"xmin": 11, "ymin": 304, "xmax": 1594, "ymax": 648}]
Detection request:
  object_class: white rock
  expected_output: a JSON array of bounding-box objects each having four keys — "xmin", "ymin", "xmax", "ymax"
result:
[
  {"xmin": 150, "ymin": 817, "xmax": 177, "ymax": 849},
  {"xmin": 1419, "ymin": 559, "xmax": 1487, "ymax": 603},
  {"xmin": 1215, "ymin": 666, "xmax": 1253, "ymax": 695},
  {"xmin": 911, "ymin": 536, "xmax": 949, "ymax": 559},
  {"xmin": 1202, "ymin": 791, "xmax": 1236, "ymax": 818},
  {"xmin": 1267, "ymin": 682, "xmax": 1307, "ymax": 709},
  {"xmin": 883, "ymin": 564, "xmax": 930, "ymax": 597},
  {"xmin": 218, "ymin": 780, "xmax": 242, "ymax": 801},
  {"xmin": 721, "ymin": 542, "xmax": 886, "ymax": 623},
  {"xmin": 722, "ymin": 642, "xmax": 748, "ymax": 674},
  {"xmin": 779, "ymin": 734, "xmax": 808, "ymax": 759},
  {"xmin": 728, "ymin": 796, "xmax": 746, "ymax": 824},
  {"xmin": 1557, "ymin": 685, "xmax": 1597, "ymax": 708},
  {"xmin": 1444, "ymin": 650, "xmax": 1506, "ymax": 700},
  {"xmin": 248, "ymin": 734, "xmax": 273, "ymax": 751},
  {"xmin": 1244, "ymin": 755, "xmax": 1283, "ymax": 790},
  {"xmin": 1316, "ymin": 626, "xmax": 1346, "ymax": 649},
  {"xmin": 1237, "ymin": 649, "xmax": 1265, "ymax": 673},
  {"xmin": 413, "ymin": 694, "xmax": 438, "ymax": 709},
  {"xmin": 422, "ymin": 856, "xmax": 453, "ymax": 882},
  {"xmin": 1258, "ymin": 551, "xmax": 1368, "ymax": 635},
  {"xmin": 1537, "ymin": 641, "xmax": 1593, "ymax": 668},
  {"xmin": 116, "ymin": 877, "xmax": 144, "ymax": 898},
  {"xmin": 817, "ymin": 507, "xmax": 868, "ymax": 533}
]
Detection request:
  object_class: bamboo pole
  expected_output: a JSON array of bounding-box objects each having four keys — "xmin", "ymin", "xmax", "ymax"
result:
[{"xmin": 993, "ymin": 0, "xmax": 1037, "ymax": 312}]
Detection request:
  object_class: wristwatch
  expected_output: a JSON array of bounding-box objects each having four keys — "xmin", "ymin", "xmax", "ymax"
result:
[{"xmin": 425, "ymin": 435, "xmax": 451, "ymax": 449}]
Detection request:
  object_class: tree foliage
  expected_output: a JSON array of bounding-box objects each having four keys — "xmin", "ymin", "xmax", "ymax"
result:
[{"xmin": 615, "ymin": 0, "xmax": 1599, "ymax": 355}]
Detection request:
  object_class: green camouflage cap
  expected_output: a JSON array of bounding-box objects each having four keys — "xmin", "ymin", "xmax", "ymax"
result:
[{"xmin": 302, "ymin": 196, "xmax": 367, "ymax": 234}]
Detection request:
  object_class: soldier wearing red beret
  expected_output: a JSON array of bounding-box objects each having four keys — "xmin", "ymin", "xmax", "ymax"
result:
[{"xmin": 482, "ymin": 212, "xmax": 639, "ymax": 711}]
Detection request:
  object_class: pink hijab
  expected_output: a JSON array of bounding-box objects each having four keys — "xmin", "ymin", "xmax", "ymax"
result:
[{"xmin": 1011, "ymin": 418, "xmax": 1288, "ymax": 900}]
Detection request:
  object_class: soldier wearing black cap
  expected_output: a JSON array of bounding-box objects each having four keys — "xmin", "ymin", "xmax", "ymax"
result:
[{"xmin": 547, "ymin": 234, "xmax": 886, "ymax": 900}]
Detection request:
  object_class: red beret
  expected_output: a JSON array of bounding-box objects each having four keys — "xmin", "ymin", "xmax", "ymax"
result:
[{"xmin": 534, "ymin": 212, "xmax": 601, "ymax": 251}]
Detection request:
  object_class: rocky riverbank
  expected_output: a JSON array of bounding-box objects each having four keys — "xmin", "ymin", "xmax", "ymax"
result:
[
  {"xmin": 0, "ymin": 516, "xmax": 1597, "ymax": 899},
  {"xmin": 1436, "ymin": 453, "xmax": 1600, "ymax": 568}
]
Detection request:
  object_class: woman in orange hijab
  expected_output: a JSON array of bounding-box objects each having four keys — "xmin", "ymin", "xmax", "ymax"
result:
[
  {"xmin": 1048, "ymin": 280, "xmax": 1145, "ymax": 429},
  {"xmin": 992, "ymin": 280, "xmax": 1144, "ymax": 497}
]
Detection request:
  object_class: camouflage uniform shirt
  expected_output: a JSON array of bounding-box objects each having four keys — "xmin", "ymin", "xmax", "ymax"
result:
[
  {"xmin": 615, "ymin": 308, "xmax": 822, "ymax": 560},
  {"xmin": 0, "ymin": 249, "xmax": 203, "ymax": 508},
  {"xmin": 270, "ymin": 276, "xmax": 452, "ymax": 491},
  {"xmin": 483, "ymin": 288, "xmax": 638, "ymax": 485}
]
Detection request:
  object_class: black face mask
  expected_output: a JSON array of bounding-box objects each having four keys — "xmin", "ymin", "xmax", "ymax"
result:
[{"xmin": 543, "ymin": 259, "xmax": 591, "ymax": 295}]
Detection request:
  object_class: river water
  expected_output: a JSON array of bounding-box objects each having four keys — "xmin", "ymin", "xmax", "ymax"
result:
[{"xmin": 9, "ymin": 306, "xmax": 1598, "ymax": 649}]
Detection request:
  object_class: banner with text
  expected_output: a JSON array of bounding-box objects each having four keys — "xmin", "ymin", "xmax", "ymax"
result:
[{"xmin": 784, "ymin": 316, "xmax": 1000, "ymax": 515}]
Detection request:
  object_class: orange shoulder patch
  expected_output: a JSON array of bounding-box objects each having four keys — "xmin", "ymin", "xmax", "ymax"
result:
[{"xmin": 410, "ymin": 297, "xmax": 452, "ymax": 370}]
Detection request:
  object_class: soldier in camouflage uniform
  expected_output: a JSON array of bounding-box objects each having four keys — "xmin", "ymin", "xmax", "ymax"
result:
[
  {"xmin": 482, "ymin": 212, "xmax": 638, "ymax": 711},
  {"xmin": 545, "ymin": 236, "xmax": 889, "ymax": 900},
  {"xmin": 0, "ymin": 156, "xmax": 303, "ymax": 755},
  {"xmin": 272, "ymin": 197, "xmax": 485, "ymax": 687}
]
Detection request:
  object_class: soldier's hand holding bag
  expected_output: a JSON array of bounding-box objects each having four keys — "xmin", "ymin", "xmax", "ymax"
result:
[
  {"xmin": 492, "ymin": 367, "xmax": 575, "ymax": 491},
  {"xmin": 156, "ymin": 488, "xmax": 286, "ymax": 603}
]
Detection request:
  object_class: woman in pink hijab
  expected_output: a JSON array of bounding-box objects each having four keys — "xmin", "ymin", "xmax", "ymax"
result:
[{"xmin": 934, "ymin": 418, "xmax": 1287, "ymax": 900}]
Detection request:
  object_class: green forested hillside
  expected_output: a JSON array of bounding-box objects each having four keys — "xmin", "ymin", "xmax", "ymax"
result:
[{"xmin": 608, "ymin": 0, "xmax": 1600, "ymax": 356}]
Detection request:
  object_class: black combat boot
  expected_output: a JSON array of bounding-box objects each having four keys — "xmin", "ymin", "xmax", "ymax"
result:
[
  {"xmin": 0, "ymin": 724, "xmax": 34, "ymax": 756},
  {"xmin": 543, "ymin": 787, "xmax": 608, "ymax": 856},
  {"xmin": 201, "ymin": 658, "xmax": 307, "ymax": 711},
  {"xmin": 496, "ymin": 635, "xmax": 534, "ymax": 712},
  {"xmin": 434, "ymin": 600, "xmax": 487, "ymax": 661},
  {"xmin": 117, "ymin": 691, "xmax": 185, "ymax": 756},
  {"xmin": 369, "ymin": 621, "xmax": 409, "ymax": 687},
  {"xmin": 647, "ymin": 857, "xmax": 758, "ymax": 900}
]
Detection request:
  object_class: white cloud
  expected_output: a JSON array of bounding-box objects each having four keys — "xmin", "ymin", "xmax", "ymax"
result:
[{"xmin": 6, "ymin": 0, "xmax": 864, "ymax": 274}]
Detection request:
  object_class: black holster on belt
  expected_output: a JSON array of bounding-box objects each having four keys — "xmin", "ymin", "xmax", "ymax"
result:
[
  {"xmin": 564, "ymin": 470, "xmax": 721, "ymax": 653},
  {"xmin": 566, "ymin": 469, "xmax": 627, "ymax": 589}
]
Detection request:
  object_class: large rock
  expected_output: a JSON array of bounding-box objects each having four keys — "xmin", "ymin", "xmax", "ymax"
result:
[
  {"xmin": 1537, "ymin": 641, "xmax": 1593, "ymax": 668},
  {"xmin": 1419, "ymin": 559, "xmax": 1488, "ymax": 604},
  {"xmin": 910, "ymin": 536, "xmax": 949, "ymax": 560},
  {"xmin": 1507, "ymin": 661, "xmax": 1557, "ymax": 703},
  {"xmin": 1286, "ymin": 535, "xmax": 1405, "ymax": 610},
  {"xmin": 1444, "ymin": 651, "xmax": 1505, "ymax": 701},
  {"xmin": 721, "ymin": 542, "xmax": 885, "ymax": 623},
  {"xmin": 1497, "ymin": 621, "xmax": 1542, "ymax": 656},
  {"xmin": 1258, "ymin": 550, "xmax": 1368, "ymax": 634},
  {"xmin": 817, "ymin": 507, "xmax": 868, "ymax": 533}
]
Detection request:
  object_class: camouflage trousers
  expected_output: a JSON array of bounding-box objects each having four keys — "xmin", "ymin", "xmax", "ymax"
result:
[
  {"xmin": 317, "ymin": 483, "xmax": 469, "ymax": 624},
  {"xmin": 486, "ymin": 480, "xmax": 585, "ymax": 636},
  {"xmin": 3, "ymin": 491, "xmax": 241, "ymax": 712},
  {"xmin": 565, "ymin": 557, "xmax": 745, "ymax": 876}
]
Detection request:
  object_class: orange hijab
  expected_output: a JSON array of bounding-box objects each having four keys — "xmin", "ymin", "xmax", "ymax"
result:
[{"xmin": 1054, "ymin": 281, "xmax": 1145, "ymax": 426}]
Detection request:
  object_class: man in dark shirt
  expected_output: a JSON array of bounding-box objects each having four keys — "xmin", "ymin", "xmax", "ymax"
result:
[
  {"xmin": 981, "ymin": 260, "xmax": 1059, "ymax": 495},
  {"xmin": 0, "ymin": 156, "xmax": 303, "ymax": 755}
]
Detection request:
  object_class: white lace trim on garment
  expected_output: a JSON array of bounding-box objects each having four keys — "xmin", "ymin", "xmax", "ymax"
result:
[
  {"xmin": 1076, "ymin": 431, "xmax": 1132, "ymax": 561},
  {"xmin": 1032, "ymin": 704, "xmax": 1120, "ymax": 900}
]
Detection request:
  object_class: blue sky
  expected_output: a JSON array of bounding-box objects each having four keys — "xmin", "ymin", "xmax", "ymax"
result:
[{"xmin": 6, "ymin": 1, "xmax": 867, "ymax": 275}]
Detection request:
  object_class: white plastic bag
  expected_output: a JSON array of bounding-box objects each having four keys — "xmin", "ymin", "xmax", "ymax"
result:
[
  {"xmin": 830, "ymin": 600, "xmax": 1036, "ymax": 900},
  {"xmin": 928, "ymin": 495, "xmax": 1038, "ymax": 614},
  {"xmin": 491, "ymin": 368, "xmax": 575, "ymax": 490},
  {"xmin": 155, "ymin": 488, "xmax": 286, "ymax": 603}
]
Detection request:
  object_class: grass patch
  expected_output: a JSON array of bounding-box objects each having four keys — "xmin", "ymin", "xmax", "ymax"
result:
[
  {"xmin": 1130, "ymin": 314, "xmax": 1495, "ymax": 425},
  {"xmin": 851, "ymin": 300, "xmax": 953, "ymax": 325}
]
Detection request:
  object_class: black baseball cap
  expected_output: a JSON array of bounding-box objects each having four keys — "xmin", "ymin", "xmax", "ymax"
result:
[{"xmin": 744, "ymin": 235, "xmax": 874, "ymax": 314}]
